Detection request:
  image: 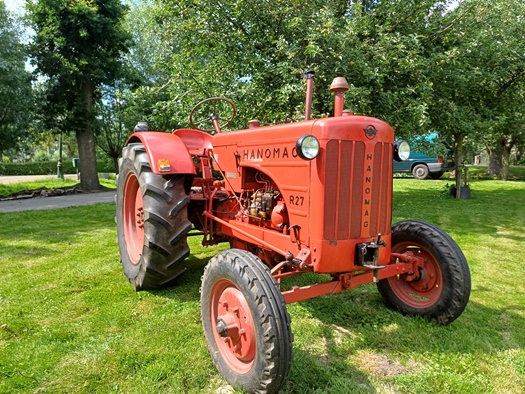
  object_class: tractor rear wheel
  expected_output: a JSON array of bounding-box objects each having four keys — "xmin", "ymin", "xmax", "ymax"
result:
[
  {"xmin": 200, "ymin": 249, "xmax": 293, "ymax": 393},
  {"xmin": 116, "ymin": 143, "xmax": 192, "ymax": 290},
  {"xmin": 377, "ymin": 220, "xmax": 471, "ymax": 324}
]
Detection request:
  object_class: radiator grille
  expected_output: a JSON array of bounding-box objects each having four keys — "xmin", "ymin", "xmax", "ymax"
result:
[{"xmin": 323, "ymin": 140, "xmax": 392, "ymax": 241}]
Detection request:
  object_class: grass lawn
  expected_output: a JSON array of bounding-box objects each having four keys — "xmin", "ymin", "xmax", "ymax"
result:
[
  {"xmin": 466, "ymin": 165, "xmax": 525, "ymax": 181},
  {"xmin": 1, "ymin": 179, "xmax": 524, "ymax": 393}
]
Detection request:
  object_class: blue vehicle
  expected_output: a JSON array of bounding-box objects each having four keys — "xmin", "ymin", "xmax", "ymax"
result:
[{"xmin": 393, "ymin": 136, "xmax": 455, "ymax": 179}]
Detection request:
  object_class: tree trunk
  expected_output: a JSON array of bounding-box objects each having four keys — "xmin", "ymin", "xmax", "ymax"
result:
[
  {"xmin": 515, "ymin": 148, "xmax": 522, "ymax": 163},
  {"xmin": 501, "ymin": 146, "xmax": 511, "ymax": 181},
  {"xmin": 487, "ymin": 151, "xmax": 502, "ymax": 177},
  {"xmin": 454, "ymin": 133, "xmax": 464, "ymax": 199},
  {"xmin": 487, "ymin": 142, "xmax": 503, "ymax": 178},
  {"xmin": 77, "ymin": 81, "xmax": 101, "ymax": 192},
  {"xmin": 76, "ymin": 128, "xmax": 101, "ymax": 191},
  {"xmin": 501, "ymin": 134, "xmax": 516, "ymax": 181}
]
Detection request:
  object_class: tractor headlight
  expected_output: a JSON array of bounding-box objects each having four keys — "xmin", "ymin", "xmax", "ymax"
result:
[
  {"xmin": 296, "ymin": 134, "xmax": 320, "ymax": 160},
  {"xmin": 394, "ymin": 140, "xmax": 410, "ymax": 162}
]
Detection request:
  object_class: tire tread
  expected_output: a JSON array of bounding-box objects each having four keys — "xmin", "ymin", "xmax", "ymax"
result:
[
  {"xmin": 200, "ymin": 249, "xmax": 293, "ymax": 394},
  {"xmin": 116, "ymin": 143, "xmax": 191, "ymax": 290},
  {"xmin": 377, "ymin": 220, "xmax": 470, "ymax": 324}
]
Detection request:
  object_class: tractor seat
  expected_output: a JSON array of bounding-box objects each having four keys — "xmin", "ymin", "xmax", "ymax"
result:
[{"xmin": 173, "ymin": 128, "xmax": 213, "ymax": 156}]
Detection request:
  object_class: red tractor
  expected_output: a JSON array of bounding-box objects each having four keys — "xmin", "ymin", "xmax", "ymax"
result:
[{"xmin": 116, "ymin": 73, "xmax": 471, "ymax": 393}]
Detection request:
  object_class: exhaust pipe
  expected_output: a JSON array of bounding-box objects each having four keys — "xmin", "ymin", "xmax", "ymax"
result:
[{"xmin": 304, "ymin": 71, "xmax": 315, "ymax": 120}]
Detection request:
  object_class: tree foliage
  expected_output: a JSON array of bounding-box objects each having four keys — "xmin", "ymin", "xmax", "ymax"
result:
[
  {"xmin": 0, "ymin": 1, "xmax": 33, "ymax": 156},
  {"xmin": 426, "ymin": 0, "xmax": 525, "ymax": 184},
  {"xmin": 95, "ymin": 82, "xmax": 141, "ymax": 173},
  {"xmin": 11, "ymin": 0, "xmax": 524, "ymax": 184},
  {"xmin": 124, "ymin": 0, "xmax": 523, "ymax": 183},
  {"xmin": 127, "ymin": 0, "xmax": 450, "ymax": 137}
]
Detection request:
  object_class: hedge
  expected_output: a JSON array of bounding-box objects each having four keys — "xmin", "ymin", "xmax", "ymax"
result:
[{"xmin": 0, "ymin": 160, "xmax": 115, "ymax": 176}]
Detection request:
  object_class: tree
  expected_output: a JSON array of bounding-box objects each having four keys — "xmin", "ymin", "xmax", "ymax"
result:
[
  {"xmin": 469, "ymin": 0, "xmax": 525, "ymax": 180},
  {"xmin": 0, "ymin": 1, "xmax": 33, "ymax": 157},
  {"xmin": 127, "ymin": 0, "xmax": 444, "ymax": 135},
  {"xmin": 483, "ymin": 79, "xmax": 525, "ymax": 180},
  {"xmin": 427, "ymin": 0, "xmax": 525, "ymax": 186},
  {"xmin": 122, "ymin": 0, "xmax": 524, "ymax": 192},
  {"xmin": 95, "ymin": 82, "xmax": 140, "ymax": 173},
  {"xmin": 27, "ymin": 0, "xmax": 131, "ymax": 191}
]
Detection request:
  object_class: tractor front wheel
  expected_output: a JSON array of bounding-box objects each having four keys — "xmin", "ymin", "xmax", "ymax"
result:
[
  {"xmin": 116, "ymin": 143, "xmax": 192, "ymax": 290},
  {"xmin": 200, "ymin": 249, "xmax": 293, "ymax": 393},
  {"xmin": 377, "ymin": 220, "xmax": 471, "ymax": 324}
]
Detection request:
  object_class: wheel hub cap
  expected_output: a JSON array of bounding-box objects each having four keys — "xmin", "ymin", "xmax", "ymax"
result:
[
  {"xmin": 212, "ymin": 284, "xmax": 256, "ymax": 371},
  {"xmin": 390, "ymin": 244, "xmax": 443, "ymax": 308}
]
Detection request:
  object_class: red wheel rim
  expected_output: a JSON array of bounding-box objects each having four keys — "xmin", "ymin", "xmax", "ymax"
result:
[
  {"xmin": 210, "ymin": 279, "xmax": 256, "ymax": 374},
  {"xmin": 123, "ymin": 173, "xmax": 144, "ymax": 264},
  {"xmin": 388, "ymin": 242, "xmax": 443, "ymax": 308}
]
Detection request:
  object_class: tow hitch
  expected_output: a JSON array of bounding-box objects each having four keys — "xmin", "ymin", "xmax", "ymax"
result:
[{"xmin": 356, "ymin": 234, "xmax": 387, "ymax": 282}]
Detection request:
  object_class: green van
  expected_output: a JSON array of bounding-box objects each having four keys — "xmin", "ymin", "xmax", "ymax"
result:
[{"xmin": 393, "ymin": 142, "xmax": 455, "ymax": 180}]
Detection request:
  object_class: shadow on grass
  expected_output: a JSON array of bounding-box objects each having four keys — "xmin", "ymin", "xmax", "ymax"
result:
[
  {"xmin": 150, "ymin": 255, "xmax": 377, "ymax": 393},
  {"xmin": 150, "ymin": 254, "xmax": 210, "ymax": 302},
  {"xmin": 141, "ymin": 220, "xmax": 525, "ymax": 392},
  {"xmin": 285, "ymin": 347, "xmax": 375, "ymax": 393},
  {"xmin": 294, "ymin": 285, "xmax": 525, "ymax": 362}
]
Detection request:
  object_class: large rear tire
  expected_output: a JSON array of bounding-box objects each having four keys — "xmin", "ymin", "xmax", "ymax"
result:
[
  {"xmin": 200, "ymin": 249, "xmax": 293, "ymax": 393},
  {"xmin": 377, "ymin": 220, "xmax": 471, "ymax": 324},
  {"xmin": 116, "ymin": 143, "xmax": 192, "ymax": 290}
]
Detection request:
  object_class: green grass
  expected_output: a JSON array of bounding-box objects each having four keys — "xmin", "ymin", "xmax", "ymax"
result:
[
  {"xmin": 467, "ymin": 165, "xmax": 525, "ymax": 181},
  {"xmin": 1, "ymin": 179, "xmax": 524, "ymax": 393},
  {"xmin": 0, "ymin": 178, "xmax": 116, "ymax": 197}
]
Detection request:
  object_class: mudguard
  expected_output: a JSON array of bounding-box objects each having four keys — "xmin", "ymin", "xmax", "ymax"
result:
[{"xmin": 126, "ymin": 132, "xmax": 196, "ymax": 175}]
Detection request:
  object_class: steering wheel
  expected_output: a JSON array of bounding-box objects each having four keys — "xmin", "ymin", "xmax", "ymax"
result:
[{"xmin": 189, "ymin": 97, "xmax": 237, "ymax": 133}]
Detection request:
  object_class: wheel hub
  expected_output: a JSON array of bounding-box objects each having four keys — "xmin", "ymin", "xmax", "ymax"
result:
[
  {"xmin": 216, "ymin": 318, "xmax": 229, "ymax": 337},
  {"xmin": 407, "ymin": 262, "xmax": 439, "ymax": 292},
  {"xmin": 214, "ymin": 286, "xmax": 256, "ymax": 365},
  {"xmin": 390, "ymin": 244, "xmax": 443, "ymax": 307}
]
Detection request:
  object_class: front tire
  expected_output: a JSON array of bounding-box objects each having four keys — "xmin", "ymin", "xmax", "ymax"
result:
[
  {"xmin": 377, "ymin": 220, "xmax": 471, "ymax": 324},
  {"xmin": 116, "ymin": 143, "xmax": 192, "ymax": 290},
  {"xmin": 200, "ymin": 249, "xmax": 293, "ymax": 393}
]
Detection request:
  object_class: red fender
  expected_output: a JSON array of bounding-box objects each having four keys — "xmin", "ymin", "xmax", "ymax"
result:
[
  {"xmin": 173, "ymin": 128, "xmax": 213, "ymax": 156},
  {"xmin": 126, "ymin": 132, "xmax": 196, "ymax": 175}
]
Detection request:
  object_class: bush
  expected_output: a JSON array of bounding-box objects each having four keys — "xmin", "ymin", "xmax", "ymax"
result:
[
  {"xmin": 0, "ymin": 160, "xmax": 114, "ymax": 176},
  {"xmin": 33, "ymin": 151, "xmax": 54, "ymax": 162},
  {"xmin": 97, "ymin": 157, "xmax": 117, "ymax": 173}
]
